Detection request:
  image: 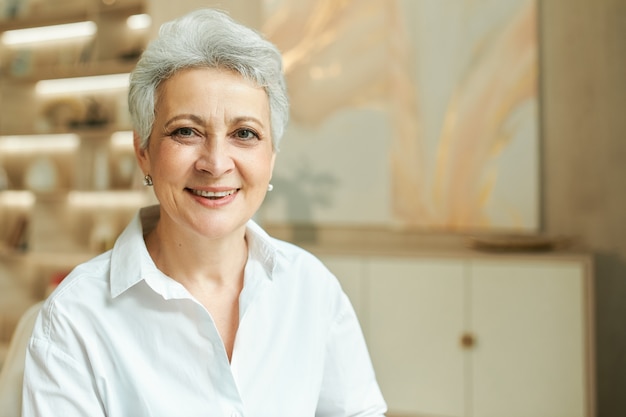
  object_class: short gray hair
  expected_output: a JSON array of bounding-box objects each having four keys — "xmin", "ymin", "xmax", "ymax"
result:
[{"xmin": 128, "ymin": 9, "xmax": 289, "ymax": 149}]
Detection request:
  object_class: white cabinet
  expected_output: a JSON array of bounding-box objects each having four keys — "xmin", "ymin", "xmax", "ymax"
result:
[
  {"xmin": 319, "ymin": 253, "xmax": 594, "ymax": 417},
  {"xmin": 469, "ymin": 260, "xmax": 589, "ymax": 417},
  {"xmin": 367, "ymin": 258, "xmax": 466, "ymax": 416}
]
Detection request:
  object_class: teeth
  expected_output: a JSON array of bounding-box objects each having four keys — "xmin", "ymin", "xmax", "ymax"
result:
[{"xmin": 191, "ymin": 189, "xmax": 237, "ymax": 198}]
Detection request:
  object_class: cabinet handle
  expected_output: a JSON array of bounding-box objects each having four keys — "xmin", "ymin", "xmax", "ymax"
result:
[{"xmin": 460, "ymin": 332, "xmax": 476, "ymax": 349}]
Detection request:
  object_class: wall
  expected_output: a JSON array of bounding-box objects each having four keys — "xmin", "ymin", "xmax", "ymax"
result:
[{"xmin": 541, "ymin": 0, "xmax": 626, "ymax": 416}]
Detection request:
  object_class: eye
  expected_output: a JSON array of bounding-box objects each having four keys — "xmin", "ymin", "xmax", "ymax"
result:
[
  {"xmin": 172, "ymin": 127, "xmax": 195, "ymax": 137},
  {"xmin": 234, "ymin": 128, "xmax": 259, "ymax": 141},
  {"xmin": 168, "ymin": 127, "xmax": 202, "ymax": 144}
]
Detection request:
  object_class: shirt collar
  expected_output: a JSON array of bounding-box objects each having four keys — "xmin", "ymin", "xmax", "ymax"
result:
[
  {"xmin": 109, "ymin": 205, "xmax": 279, "ymax": 298},
  {"xmin": 245, "ymin": 217, "xmax": 278, "ymax": 278}
]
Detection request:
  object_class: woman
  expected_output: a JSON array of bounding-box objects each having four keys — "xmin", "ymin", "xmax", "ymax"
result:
[{"xmin": 22, "ymin": 8, "xmax": 386, "ymax": 417}]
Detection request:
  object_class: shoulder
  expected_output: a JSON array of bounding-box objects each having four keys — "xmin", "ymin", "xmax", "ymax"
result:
[
  {"xmin": 272, "ymin": 237, "xmax": 332, "ymax": 277},
  {"xmin": 50, "ymin": 251, "xmax": 112, "ymax": 301},
  {"xmin": 36, "ymin": 251, "xmax": 112, "ymax": 339},
  {"xmin": 269, "ymin": 238, "xmax": 348, "ymax": 305}
]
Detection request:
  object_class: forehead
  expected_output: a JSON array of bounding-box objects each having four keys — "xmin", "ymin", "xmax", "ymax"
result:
[{"xmin": 156, "ymin": 67, "xmax": 268, "ymax": 108}]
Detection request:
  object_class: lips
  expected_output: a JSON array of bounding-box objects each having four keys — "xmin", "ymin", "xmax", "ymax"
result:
[{"xmin": 188, "ymin": 188, "xmax": 239, "ymax": 200}]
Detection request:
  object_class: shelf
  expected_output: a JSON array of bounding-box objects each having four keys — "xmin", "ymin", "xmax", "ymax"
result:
[
  {"xmin": 0, "ymin": 190, "xmax": 35, "ymax": 204},
  {"xmin": 0, "ymin": 1, "xmax": 144, "ymax": 32},
  {"xmin": 6, "ymin": 58, "xmax": 137, "ymax": 83},
  {"xmin": 0, "ymin": 9, "xmax": 93, "ymax": 32},
  {"xmin": 0, "ymin": 124, "xmax": 133, "ymax": 138}
]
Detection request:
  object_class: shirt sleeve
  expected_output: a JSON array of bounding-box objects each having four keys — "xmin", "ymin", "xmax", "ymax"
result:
[
  {"xmin": 315, "ymin": 292, "xmax": 387, "ymax": 417},
  {"xmin": 22, "ymin": 329, "xmax": 105, "ymax": 416}
]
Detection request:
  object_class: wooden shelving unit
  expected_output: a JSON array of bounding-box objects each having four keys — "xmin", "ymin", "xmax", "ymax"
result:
[{"xmin": 0, "ymin": 0, "xmax": 151, "ymax": 362}]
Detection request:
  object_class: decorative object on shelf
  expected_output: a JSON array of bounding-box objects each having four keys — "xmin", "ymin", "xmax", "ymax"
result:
[
  {"xmin": 117, "ymin": 47, "xmax": 142, "ymax": 62},
  {"xmin": 40, "ymin": 96, "xmax": 117, "ymax": 130},
  {"xmin": 40, "ymin": 97, "xmax": 85, "ymax": 130},
  {"xmin": 81, "ymin": 96, "xmax": 112, "ymax": 128},
  {"xmin": 8, "ymin": 49, "xmax": 32, "ymax": 76},
  {"xmin": 89, "ymin": 214, "xmax": 116, "ymax": 253},
  {"xmin": 5, "ymin": 214, "xmax": 28, "ymax": 251},
  {"xmin": 93, "ymin": 148, "xmax": 110, "ymax": 190},
  {"xmin": 3, "ymin": 0, "xmax": 22, "ymax": 19},
  {"xmin": 24, "ymin": 156, "xmax": 57, "ymax": 192},
  {"xmin": 0, "ymin": 165, "xmax": 8, "ymax": 190},
  {"xmin": 46, "ymin": 270, "xmax": 70, "ymax": 297},
  {"xmin": 115, "ymin": 154, "xmax": 136, "ymax": 188}
]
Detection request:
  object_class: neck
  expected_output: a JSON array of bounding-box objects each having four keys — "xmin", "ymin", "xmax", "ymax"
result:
[{"xmin": 145, "ymin": 219, "xmax": 248, "ymax": 289}]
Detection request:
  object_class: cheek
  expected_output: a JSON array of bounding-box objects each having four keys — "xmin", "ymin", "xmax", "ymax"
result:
[
  {"xmin": 153, "ymin": 146, "xmax": 194, "ymax": 177},
  {"xmin": 250, "ymin": 154, "xmax": 275, "ymax": 182}
]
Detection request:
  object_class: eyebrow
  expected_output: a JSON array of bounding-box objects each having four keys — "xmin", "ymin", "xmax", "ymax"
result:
[
  {"xmin": 164, "ymin": 114, "xmax": 205, "ymax": 129},
  {"xmin": 164, "ymin": 114, "xmax": 267, "ymax": 130}
]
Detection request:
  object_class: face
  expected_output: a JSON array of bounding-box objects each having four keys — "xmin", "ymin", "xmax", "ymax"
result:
[{"xmin": 135, "ymin": 67, "xmax": 276, "ymax": 241}]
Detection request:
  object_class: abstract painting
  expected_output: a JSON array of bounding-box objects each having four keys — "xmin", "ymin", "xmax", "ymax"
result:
[{"xmin": 259, "ymin": 0, "xmax": 539, "ymax": 232}]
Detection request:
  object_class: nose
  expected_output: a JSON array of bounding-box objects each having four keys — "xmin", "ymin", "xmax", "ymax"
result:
[{"xmin": 194, "ymin": 137, "xmax": 235, "ymax": 177}]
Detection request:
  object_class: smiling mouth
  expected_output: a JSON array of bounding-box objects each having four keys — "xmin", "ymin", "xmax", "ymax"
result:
[{"xmin": 188, "ymin": 188, "xmax": 239, "ymax": 200}]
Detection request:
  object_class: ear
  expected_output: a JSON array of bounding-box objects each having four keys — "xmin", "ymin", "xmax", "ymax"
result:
[{"xmin": 133, "ymin": 131, "xmax": 150, "ymax": 174}]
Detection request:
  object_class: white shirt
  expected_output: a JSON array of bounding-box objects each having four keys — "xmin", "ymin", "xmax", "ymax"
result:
[{"xmin": 22, "ymin": 206, "xmax": 387, "ymax": 417}]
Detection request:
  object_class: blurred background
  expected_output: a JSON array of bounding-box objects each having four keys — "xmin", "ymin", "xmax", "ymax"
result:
[{"xmin": 0, "ymin": 0, "xmax": 624, "ymax": 416}]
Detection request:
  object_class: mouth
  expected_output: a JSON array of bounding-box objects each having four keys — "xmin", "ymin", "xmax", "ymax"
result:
[{"xmin": 187, "ymin": 188, "xmax": 239, "ymax": 200}]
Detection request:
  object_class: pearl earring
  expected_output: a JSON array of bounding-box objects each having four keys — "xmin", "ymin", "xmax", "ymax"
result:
[
  {"xmin": 267, "ymin": 183, "xmax": 274, "ymax": 191},
  {"xmin": 143, "ymin": 174, "xmax": 153, "ymax": 186}
]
